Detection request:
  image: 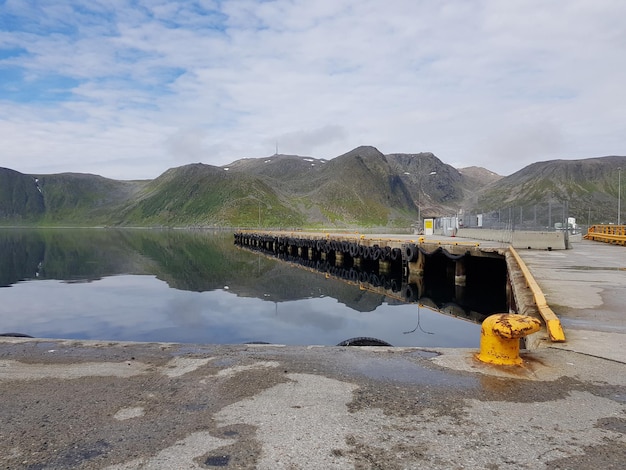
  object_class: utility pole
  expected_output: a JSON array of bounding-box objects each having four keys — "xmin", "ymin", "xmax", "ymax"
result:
[
  {"xmin": 411, "ymin": 167, "xmax": 437, "ymax": 232},
  {"xmin": 618, "ymin": 167, "xmax": 622, "ymax": 226}
]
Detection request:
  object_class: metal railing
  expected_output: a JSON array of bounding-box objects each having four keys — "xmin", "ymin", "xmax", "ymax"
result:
[{"xmin": 584, "ymin": 225, "xmax": 626, "ymax": 246}]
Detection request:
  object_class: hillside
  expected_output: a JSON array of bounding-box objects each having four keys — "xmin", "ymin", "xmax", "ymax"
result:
[
  {"xmin": 226, "ymin": 154, "xmax": 328, "ymax": 194},
  {"xmin": 35, "ymin": 173, "xmax": 148, "ymax": 224},
  {"xmin": 474, "ymin": 156, "xmax": 626, "ymax": 224},
  {"xmin": 116, "ymin": 163, "xmax": 305, "ymax": 227},
  {"xmin": 457, "ymin": 166, "xmax": 503, "ymax": 209},
  {"xmin": 0, "ymin": 168, "xmax": 45, "ymax": 220},
  {"xmin": 458, "ymin": 166, "xmax": 502, "ymax": 188},
  {"xmin": 20, "ymin": 147, "xmax": 421, "ymax": 228},
  {"xmin": 0, "ymin": 148, "xmax": 624, "ymax": 228},
  {"xmin": 386, "ymin": 152, "xmax": 465, "ymax": 217},
  {"xmin": 306, "ymin": 146, "xmax": 416, "ymax": 226},
  {"xmin": 218, "ymin": 146, "xmax": 430, "ymax": 227}
]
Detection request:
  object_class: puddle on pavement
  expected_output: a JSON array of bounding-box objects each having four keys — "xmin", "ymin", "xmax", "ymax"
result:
[{"xmin": 336, "ymin": 353, "xmax": 479, "ymax": 388}]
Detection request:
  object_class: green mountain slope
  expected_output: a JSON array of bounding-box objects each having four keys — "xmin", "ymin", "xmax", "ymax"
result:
[
  {"xmin": 1, "ymin": 147, "xmax": 624, "ymax": 227},
  {"xmin": 475, "ymin": 156, "xmax": 626, "ymax": 223},
  {"xmin": 227, "ymin": 146, "xmax": 420, "ymax": 226},
  {"xmin": 227, "ymin": 154, "xmax": 328, "ymax": 193},
  {"xmin": 35, "ymin": 173, "xmax": 148, "ymax": 224},
  {"xmin": 0, "ymin": 168, "xmax": 45, "ymax": 221},
  {"xmin": 117, "ymin": 163, "xmax": 305, "ymax": 227},
  {"xmin": 309, "ymin": 146, "xmax": 417, "ymax": 226}
]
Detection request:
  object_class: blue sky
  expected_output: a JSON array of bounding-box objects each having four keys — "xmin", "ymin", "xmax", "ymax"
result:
[{"xmin": 0, "ymin": 0, "xmax": 625, "ymax": 179}]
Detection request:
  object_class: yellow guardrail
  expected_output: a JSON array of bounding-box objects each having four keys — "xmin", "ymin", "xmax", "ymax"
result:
[
  {"xmin": 509, "ymin": 246, "xmax": 566, "ymax": 342},
  {"xmin": 584, "ymin": 225, "xmax": 626, "ymax": 246}
]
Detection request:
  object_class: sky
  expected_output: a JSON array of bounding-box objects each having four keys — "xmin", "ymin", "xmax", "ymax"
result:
[{"xmin": 0, "ymin": 0, "xmax": 625, "ymax": 180}]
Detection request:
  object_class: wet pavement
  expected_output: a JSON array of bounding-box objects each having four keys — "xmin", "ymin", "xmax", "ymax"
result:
[
  {"xmin": 1, "ymin": 237, "xmax": 625, "ymax": 469},
  {"xmin": 515, "ymin": 239, "xmax": 626, "ymax": 363}
]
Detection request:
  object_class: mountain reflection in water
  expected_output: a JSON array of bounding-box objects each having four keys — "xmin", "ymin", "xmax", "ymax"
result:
[{"xmin": 0, "ymin": 229, "xmax": 482, "ymax": 347}]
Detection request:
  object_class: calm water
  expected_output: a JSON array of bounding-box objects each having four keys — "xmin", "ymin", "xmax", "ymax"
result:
[{"xmin": 0, "ymin": 229, "xmax": 481, "ymax": 347}]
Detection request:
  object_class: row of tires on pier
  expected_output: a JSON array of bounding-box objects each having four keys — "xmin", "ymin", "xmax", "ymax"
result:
[
  {"xmin": 275, "ymin": 253, "xmax": 406, "ymax": 295},
  {"xmin": 234, "ymin": 233, "xmax": 423, "ymax": 301},
  {"xmin": 234, "ymin": 233, "xmax": 416, "ymax": 263}
]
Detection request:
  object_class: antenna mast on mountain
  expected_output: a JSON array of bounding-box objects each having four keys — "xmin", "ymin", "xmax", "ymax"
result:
[{"xmin": 275, "ymin": 142, "xmax": 278, "ymax": 155}]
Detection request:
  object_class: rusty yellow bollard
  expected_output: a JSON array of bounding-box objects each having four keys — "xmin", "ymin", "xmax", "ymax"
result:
[{"xmin": 477, "ymin": 314, "xmax": 542, "ymax": 366}]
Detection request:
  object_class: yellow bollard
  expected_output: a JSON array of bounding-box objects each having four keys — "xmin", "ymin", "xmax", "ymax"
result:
[{"xmin": 477, "ymin": 314, "xmax": 542, "ymax": 366}]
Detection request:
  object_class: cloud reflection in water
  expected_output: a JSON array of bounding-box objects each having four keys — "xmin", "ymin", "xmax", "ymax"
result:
[{"xmin": 1, "ymin": 275, "xmax": 480, "ymax": 347}]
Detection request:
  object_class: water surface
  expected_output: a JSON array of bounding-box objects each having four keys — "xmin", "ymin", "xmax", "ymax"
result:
[{"xmin": 0, "ymin": 229, "xmax": 481, "ymax": 347}]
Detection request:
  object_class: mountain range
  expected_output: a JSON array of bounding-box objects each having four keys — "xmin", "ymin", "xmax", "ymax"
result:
[{"xmin": 1, "ymin": 146, "xmax": 624, "ymax": 228}]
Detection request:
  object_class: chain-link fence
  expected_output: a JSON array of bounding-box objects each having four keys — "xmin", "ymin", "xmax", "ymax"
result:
[
  {"xmin": 460, "ymin": 202, "xmax": 578, "ymax": 232},
  {"xmin": 432, "ymin": 201, "xmax": 593, "ymax": 236}
]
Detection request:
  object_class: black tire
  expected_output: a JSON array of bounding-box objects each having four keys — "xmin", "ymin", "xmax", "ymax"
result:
[
  {"xmin": 337, "ymin": 337, "xmax": 393, "ymax": 347},
  {"xmin": 349, "ymin": 243, "xmax": 359, "ymax": 257},
  {"xmin": 405, "ymin": 244, "xmax": 418, "ymax": 262},
  {"xmin": 403, "ymin": 283, "xmax": 419, "ymax": 301}
]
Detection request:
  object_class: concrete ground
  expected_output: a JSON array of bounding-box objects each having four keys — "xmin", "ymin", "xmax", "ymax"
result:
[
  {"xmin": 1, "ymin": 238, "xmax": 624, "ymax": 470},
  {"xmin": 515, "ymin": 239, "xmax": 626, "ymax": 362}
]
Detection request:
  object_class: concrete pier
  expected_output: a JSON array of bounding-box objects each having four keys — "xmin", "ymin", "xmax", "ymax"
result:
[
  {"xmin": 234, "ymin": 230, "xmax": 505, "ymax": 311},
  {"xmin": 1, "ymin": 236, "xmax": 624, "ymax": 469}
]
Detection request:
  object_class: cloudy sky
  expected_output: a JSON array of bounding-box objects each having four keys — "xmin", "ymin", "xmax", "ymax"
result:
[{"xmin": 1, "ymin": 0, "xmax": 624, "ymax": 179}]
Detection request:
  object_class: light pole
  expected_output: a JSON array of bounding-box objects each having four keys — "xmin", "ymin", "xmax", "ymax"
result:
[
  {"xmin": 419, "ymin": 171, "xmax": 437, "ymax": 230},
  {"xmin": 618, "ymin": 167, "xmax": 622, "ymax": 226},
  {"xmin": 405, "ymin": 169, "xmax": 436, "ymax": 232}
]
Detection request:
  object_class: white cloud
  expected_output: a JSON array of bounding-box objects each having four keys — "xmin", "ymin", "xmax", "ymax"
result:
[
  {"xmin": 271, "ymin": 125, "xmax": 348, "ymax": 156},
  {"xmin": 0, "ymin": 0, "xmax": 625, "ymax": 178}
]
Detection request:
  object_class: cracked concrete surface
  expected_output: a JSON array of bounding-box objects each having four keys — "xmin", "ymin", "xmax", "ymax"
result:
[{"xmin": 1, "ymin": 340, "xmax": 624, "ymax": 470}]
